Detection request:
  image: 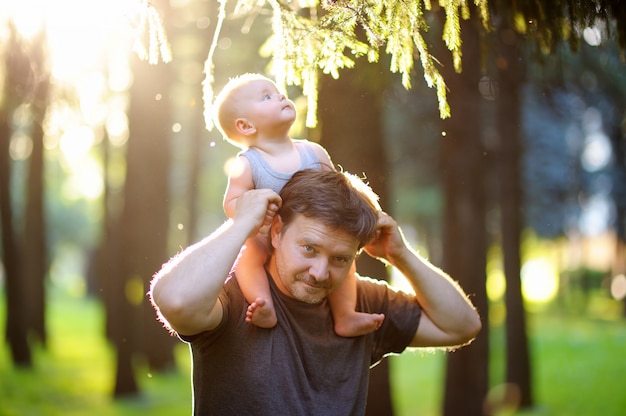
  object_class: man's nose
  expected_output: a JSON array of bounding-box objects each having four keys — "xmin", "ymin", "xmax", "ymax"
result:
[{"xmin": 309, "ymin": 258, "xmax": 330, "ymax": 282}]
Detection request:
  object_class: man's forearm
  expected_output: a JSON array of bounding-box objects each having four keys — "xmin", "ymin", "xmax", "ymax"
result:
[
  {"xmin": 391, "ymin": 247, "xmax": 481, "ymax": 346},
  {"xmin": 150, "ymin": 219, "xmax": 249, "ymax": 334}
]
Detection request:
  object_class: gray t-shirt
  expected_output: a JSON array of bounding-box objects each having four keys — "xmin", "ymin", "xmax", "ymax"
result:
[
  {"xmin": 241, "ymin": 139, "xmax": 325, "ymax": 194},
  {"xmin": 180, "ymin": 272, "xmax": 421, "ymax": 415}
]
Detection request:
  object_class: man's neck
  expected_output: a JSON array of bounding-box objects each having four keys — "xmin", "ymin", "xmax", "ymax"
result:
[{"xmin": 266, "ymin": 256, "xmax": 290, "ymax": 298}]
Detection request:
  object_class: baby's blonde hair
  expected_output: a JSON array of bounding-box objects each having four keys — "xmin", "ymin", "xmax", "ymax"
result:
[{"xmin": 213, "ymin": 73, "xmax": 277, "ymax": 148}]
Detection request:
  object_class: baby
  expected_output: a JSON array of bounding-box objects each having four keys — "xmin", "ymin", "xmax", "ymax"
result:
[{"xmin": 214, "ymin": 73, "xmax": 384, "ymax": 337}]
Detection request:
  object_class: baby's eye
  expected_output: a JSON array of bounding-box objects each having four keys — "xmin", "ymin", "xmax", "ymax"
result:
[{"xmin": 263, "ymin": 94, "xmax": 271, "ymax": 100}]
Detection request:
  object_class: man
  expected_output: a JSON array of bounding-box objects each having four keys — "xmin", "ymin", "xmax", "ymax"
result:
[{"xmin": 150, "ymin": 169, "xmax": 481, "ymax": 415}]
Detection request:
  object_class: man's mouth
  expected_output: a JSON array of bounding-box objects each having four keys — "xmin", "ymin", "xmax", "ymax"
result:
[{"xmin": 298, "ymin": 276, "xmax": 329, "ymax": 290}]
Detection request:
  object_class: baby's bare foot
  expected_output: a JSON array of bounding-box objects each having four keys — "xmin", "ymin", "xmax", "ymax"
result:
[
  {"xmin": 334, "ymin": 312, "xmax": 385, "ymax": 338},
  {"xmin": 246, "ymin": 297, "xmax": 278, "ymax": 328}
]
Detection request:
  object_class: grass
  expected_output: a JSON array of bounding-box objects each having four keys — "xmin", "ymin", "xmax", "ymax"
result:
[
  {"xmin": 1, "ymin": 290, "xmax": 625, "ymax": 415},
  {"xmin": 390, "ymin": 306, "xmax": 626, "ymax": 416},
  {"xmin": 516, "ymin": 315, "xmax": 626, "ymax": 415},
  {"xmin": 0, "ymin": 291, "xmax": 192, "ymax": 416}
]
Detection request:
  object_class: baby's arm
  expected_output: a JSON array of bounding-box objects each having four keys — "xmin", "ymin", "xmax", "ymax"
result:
[
  {"xmin": 308, "ymin": 141, "xmax": 336, "ymax": 172},
  {"xmin": 223, "ymin": 155, "xmax": 255, "ymax": 218}
]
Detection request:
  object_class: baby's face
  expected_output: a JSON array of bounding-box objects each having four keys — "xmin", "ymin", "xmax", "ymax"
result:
[{"xmin": 236, "ymin": 79, "xmax": 296, "ymax": 131}]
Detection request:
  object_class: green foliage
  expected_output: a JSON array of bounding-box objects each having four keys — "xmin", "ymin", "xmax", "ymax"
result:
[{"xmin": 201, "ymin": 0, "xmax": 492, "ymax": 129}]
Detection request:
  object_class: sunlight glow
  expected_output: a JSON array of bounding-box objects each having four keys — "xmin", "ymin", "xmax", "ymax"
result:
[
  {"xmin": 4, "ymin": 2, "xmax": 46, "ymax": 39},
  {"xmin": 59, "ymin": 126, "xmax": 103, "ymax": 200},
  {"xmin": 60, "ymin": 126, "xmax": 95, "ymax": 163},
  {"xmin": 521, "ymin": 258, "xmax": 559, "ymax": 303},
  {"xmin": 62, "ymin": 158, "xmax": 103, "ymax": 201},
  {"xmin": 77, "ymin": 72, "xmax": 109, "ymax": 126},
  {"xmin": 106, "ymin": 109, "xmax": 130, "ymax": 147},
  {"xmin": 4, "ymin": 0, "xmax": 137, "ymax": 81},
  {"xmin": 610, "ymin": 274, "xmax": 626, "ymax": 301},
  {"xmin": 3, "ymin": 0, "xmax": 145, "ymax": 202}
]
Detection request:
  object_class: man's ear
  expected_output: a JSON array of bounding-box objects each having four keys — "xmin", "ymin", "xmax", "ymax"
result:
[
  {"xmin": 235, "ymin": 118, "xmax": 256, "ymax": 136},
  {"xmin": 270, "ymin": 215, "xmax": 283, "ymax": 250}
]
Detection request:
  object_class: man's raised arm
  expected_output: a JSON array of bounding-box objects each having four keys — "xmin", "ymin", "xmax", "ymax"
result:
[
  {"xmin": 149, "ymin": 189, "xmax": 281, "ymax": 336},
  {"xmin": 364, "ymin": 212, "xmax": 482, "ymax": 349}
]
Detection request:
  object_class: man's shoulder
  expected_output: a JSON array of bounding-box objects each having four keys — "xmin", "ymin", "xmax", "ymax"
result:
[
  {"xmin": 355, "ymin": 275, "xmax": 391, "ymax": 309},
  {"xmin": 356, "ymin": 274, "xmax": 392, "ymax": 289}
]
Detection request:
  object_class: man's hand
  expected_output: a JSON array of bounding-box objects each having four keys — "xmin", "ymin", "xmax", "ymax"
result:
[
  {"xmin": 363, "ymin": 211, "xmax": 410, "ymax": 265},
  {"xmin": 234, "ymin": 189, "xmax": 282, "ymax": 238}
]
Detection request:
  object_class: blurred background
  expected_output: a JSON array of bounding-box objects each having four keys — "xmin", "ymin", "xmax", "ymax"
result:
[{"xmin": 0, "ymin": 1, "xmax": 625, "ymax": 415}]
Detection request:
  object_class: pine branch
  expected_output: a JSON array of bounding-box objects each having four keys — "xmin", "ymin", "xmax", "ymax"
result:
[{"xmin": 201, "ymin": 0, "xmax": 492, "ymax": 126}]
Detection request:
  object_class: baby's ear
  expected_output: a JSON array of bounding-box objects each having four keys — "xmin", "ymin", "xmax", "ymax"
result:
[{"xmin": 235, "ymin": 118, "xmax": 256, "ymax": 136}]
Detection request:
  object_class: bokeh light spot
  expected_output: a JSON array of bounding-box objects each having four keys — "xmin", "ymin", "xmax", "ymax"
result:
[
  {"xmin": 610, "ymin": 274, "xmax": 626, "ymax": 301},
  {"xmin": 583, "ymin": 27, "xmax": 602, "ymax": 46},
  {"xmin": 125, "ymin": 276, "xmax": 145, "ymax": 306},
  {"xmin": 487, "ymin": 269, "xmax": 506, "ymax": 302},
  {"xmin": 521, "ymin": 258, "xmax": 559, "ymax": 303},
  {"xmin": 9, "ymin": 134, "xmax": 33, "ymax": 161}
]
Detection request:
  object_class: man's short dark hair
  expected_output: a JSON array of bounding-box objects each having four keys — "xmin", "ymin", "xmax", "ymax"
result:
[{"xmin": 278, "ymin": 169, "xmax": 380, "ymax": 249}]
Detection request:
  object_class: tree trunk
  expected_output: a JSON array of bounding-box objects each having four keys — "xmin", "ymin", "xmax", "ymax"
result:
[
  {"xmin": 23, "ymin": 101, "xmax": 48, "ymax": 346},
  {"xmin": 604, "ymin": 91, "xmax": 626, "ymax": 316},
  {"xmin": 0, "ymin": 99, "xmax": 31, "ymax": 367},
  {"xmin": 127, "ymin": 53, "xmax": 176, "ymax": 366},
  {"xmin": 105, "ymin": 15, "xmax": 176, "ymax": 395},
  {"xmin": 108, "ymin": 51, "xmax": 176, "ymax": 396},
  {"xmin": 1, "ymin": 23, "xmax": 37, "ymax": 367},
  {"xmin": 23, "ymin": 30, "xmax": 50, "ymax": 346},
  {"xmin": 495, "ymin": 24, "xmax": 533, "ymax": 409},
  {"xmin": 318, "ymin": 62, "xmax": 393, "ymax": 415},
  {"xmin": 440, "ymin": 16, "xmax": 490, "ymax": 416}
]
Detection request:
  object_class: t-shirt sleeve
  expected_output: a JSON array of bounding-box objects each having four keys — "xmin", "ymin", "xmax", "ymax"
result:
[
  {"xmin": 178, "ymin": 276, "xmax": 241, "ymax": 345},
  {"xmin": 356, "ymin": 276, "xmax": 422, "ymax": 365}
]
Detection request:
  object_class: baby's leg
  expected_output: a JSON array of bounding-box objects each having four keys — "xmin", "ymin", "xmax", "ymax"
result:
[
  {"xmin": 329, "ymin": 262, "xmax": 384, "ymax": 337},
  {"xmin": 235, "ymin": 234, "xmax": 277, "ymax": 328}
]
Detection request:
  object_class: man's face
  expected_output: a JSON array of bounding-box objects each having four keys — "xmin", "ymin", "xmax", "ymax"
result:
[{"xmin": 269, "ymin": 214, "xmax": 359, "ymax": 304}]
